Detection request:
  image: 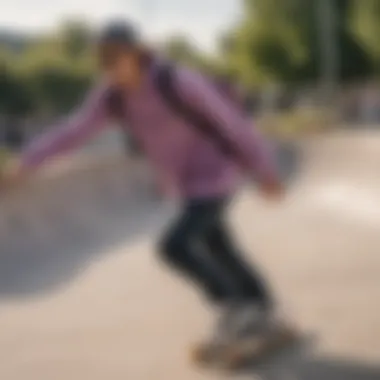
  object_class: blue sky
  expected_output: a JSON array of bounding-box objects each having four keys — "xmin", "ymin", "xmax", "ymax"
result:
[{"xmin": 0, "ymin": 0, "xmax": 242, "ymax": 51}]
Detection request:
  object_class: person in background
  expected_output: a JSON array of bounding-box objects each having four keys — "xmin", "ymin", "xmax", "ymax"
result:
[{"xmin": 0, "ymin": 20, "xmax": 296, "ymax": 354}]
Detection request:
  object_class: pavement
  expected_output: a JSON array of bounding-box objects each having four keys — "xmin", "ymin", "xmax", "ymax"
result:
[{"xmin": 0, "ymin": 131, "xmax": 379, "ymax": 379}]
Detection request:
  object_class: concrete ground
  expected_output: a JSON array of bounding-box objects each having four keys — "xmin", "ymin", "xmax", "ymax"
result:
[{"xmin": 0, "ymin": 131, "xmax": 379, "ymax": 379}]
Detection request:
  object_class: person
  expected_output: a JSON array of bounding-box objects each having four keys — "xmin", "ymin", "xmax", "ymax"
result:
[{"xmin": 0, "ymin": 21, "xmax": 294, "ymax": 350}]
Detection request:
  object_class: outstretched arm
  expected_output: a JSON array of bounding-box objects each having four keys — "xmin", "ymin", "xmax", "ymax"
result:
[{"xmin": 19, "ymin": 83, "xmax": 109, "ymax": 171}]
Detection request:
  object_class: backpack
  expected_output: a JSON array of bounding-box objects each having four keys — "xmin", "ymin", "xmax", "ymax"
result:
[{"xmin": 106, "ymin": 63, "xmax": 244, "ymax": 161}]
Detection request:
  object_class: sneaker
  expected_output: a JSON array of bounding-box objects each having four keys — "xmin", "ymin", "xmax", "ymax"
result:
[
  {"xmin": 190, "ymin": 302, "xmax": 237, "ymax": 366},
  {"xmin": 218, "ymin": 320, "xmax": 300, "ymax": 369},
  {"xmin": 209, "ymin": 301, "xmax": 238, "ymax": 346},
  {"xmin": 226, "ymin": 302, "xmax": 270, "ymax": 339},
  {"xmin": 210, "ymin": 301, "xmax": 268, "ymax": 345}
]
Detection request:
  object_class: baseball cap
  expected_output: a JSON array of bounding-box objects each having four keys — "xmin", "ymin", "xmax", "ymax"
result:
[
  {"xmin": 98, "ymin": 20, "xmax": 140, "ymax": 45},
  {"xmin": 97, "ymin": 20, "xmax": 141, "ymax": 67}
]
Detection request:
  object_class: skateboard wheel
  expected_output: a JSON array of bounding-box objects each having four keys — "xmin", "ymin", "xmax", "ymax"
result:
[
  {"xmin": 190, "ymin": 341, "xmax": 229, "ymax": 367},
  {"xmin": 220, "ymin": 340, "xmax": 261, "ymax": 370},
  {"xmin": 190, "ymin": 343, "xmax": 217, "ymax": 366},
  {"xmin": 222, "ymin": 348, "xmax": 246, "ymax": 370}
]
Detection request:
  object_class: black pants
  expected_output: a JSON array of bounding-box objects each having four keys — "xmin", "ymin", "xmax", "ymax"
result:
[{"xmin": 159, "ymin": 197, "xmax": 272, "ymax": 308}]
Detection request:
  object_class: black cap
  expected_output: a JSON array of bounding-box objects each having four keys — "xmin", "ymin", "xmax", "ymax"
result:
[{"xmin": 98, "ymin": 20, "xmax": 140, "ymax": 46}]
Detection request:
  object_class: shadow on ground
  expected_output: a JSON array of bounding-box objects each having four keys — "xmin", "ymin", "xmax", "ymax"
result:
[
  {"xmin": 239, "ymin": 337, "xmax": 380, "ymax": 380},
  {"xmin": 0, "ymin": 159, "xmax": 172, "ymax": 300},
  {"xmin": 254, "ymin": 356, "xmax": 380, "ymax": 380}
]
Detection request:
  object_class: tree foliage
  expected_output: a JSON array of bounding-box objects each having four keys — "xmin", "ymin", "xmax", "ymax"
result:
[
  {"xmin": 1, "ymin": 1, "xmax": 380, "ymax": 124},
  {"xmin": 350, "ymin": 0, "xmax": 380, "ymax": 73},
  {"xmin": 0, "ymin": 21, "xmax": 95, "ymax": 119},
  {"xmin": 162, "ymin": 35, "xmax": 221, "ymax": 75},
  {"xmin": 223, "ymin": 0, "xmax": 373, "ymax": 84}
]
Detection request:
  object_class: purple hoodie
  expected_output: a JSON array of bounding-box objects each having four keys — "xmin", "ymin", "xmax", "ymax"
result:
[{"xmin": 20, "ymin": 63, "xmax": 278, "ymax": 199}]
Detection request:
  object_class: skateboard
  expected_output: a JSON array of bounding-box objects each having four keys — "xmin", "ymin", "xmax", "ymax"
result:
[{"xmin": 190, "ymin": 325, "xmax": 299, "ymax": 371}]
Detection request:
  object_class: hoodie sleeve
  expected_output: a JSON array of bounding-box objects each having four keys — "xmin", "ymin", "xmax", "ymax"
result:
[
  {"xmin": 20, "ymin": 82, "xmax": 109, "ymax": 170},
  {"xmin": 174, "ymin": 68, "xmax": 279, "ymax": 183}
]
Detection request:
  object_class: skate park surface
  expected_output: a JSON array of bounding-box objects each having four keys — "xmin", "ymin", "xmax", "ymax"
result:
[{"xmin": 0, "ymin": 130, "xmax": 380, "ymax": 380}]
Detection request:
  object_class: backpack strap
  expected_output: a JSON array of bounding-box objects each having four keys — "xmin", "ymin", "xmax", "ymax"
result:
[{"xmin": 154, "ymin": 64, "xmax": 239, "ymax": 160}]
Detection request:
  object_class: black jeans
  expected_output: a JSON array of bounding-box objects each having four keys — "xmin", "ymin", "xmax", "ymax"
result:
[{"xmin": 159, "ymin": 197, "xmax": 272, "ymax": 308}]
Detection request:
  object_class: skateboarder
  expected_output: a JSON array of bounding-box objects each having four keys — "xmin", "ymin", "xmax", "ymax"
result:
[{"xmin": 0, "ymin": 21, "xmax": 295, "ymax": 358}]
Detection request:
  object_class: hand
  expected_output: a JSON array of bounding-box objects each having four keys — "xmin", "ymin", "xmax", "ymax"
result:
[
  {"xmin": 0, "ymin": 158, "xmax": 29, "ymax": 193},
  {"xmin": 258, "ymin": 177, "xmax": 285, "ymax": 201}
]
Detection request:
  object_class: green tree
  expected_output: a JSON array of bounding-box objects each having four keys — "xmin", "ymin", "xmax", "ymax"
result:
[
  {"xmin": 223, "ymin": 0, "xmax": 372, "ymax": 84},
  {"xmin": 163, "ymin": 35, "xmax": 197, "ymax": 63},
  {"xmin": 60, "ymin": 19, "xmax": 92, "ymax": 60},
  {"xmin": 9, "ymin": 21, "xmax": 96, "ymax": 115},
  {"xmin": 350, "ymin": 0, "xmax": 380, "ymax": 73},
  {"xmin": 0, "ymin": 64, "xmax": 34, "ymax": 117},
  {"xmin": 28, "ymin": 67, "xmax": 91, "ymax": 114},
  {"xmin": 162, "ymin": 35, "xmax": 220, "ymax": 74}
]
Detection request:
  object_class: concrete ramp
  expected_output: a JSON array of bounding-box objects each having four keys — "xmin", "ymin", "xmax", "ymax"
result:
[
  {"xmin": 297, "ymin": 131, "xmax": 380, "ymax": 180},
  {"xmin": 0, "ymin": 153, "xmax": 168, "ymax": 298},
  {"xmin": 0, "ymin": 132, "xmax": 380, "ymax": 380}
]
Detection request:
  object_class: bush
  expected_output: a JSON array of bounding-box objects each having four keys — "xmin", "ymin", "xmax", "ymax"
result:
[{"xmin": 258, "ymin": 107, "xmax": 336, "ymax": 138}]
